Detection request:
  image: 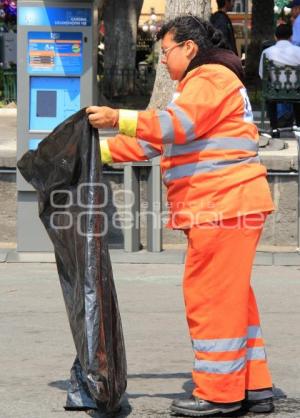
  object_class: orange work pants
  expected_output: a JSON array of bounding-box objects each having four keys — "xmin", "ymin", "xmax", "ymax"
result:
[{"xmin": 183, "ymin": 214, "xmax": 272, "ymax": 403}]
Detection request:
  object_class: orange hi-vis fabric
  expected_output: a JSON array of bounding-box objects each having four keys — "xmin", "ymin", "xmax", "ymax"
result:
[
  {"xmin": 184, "ymin": 214, "xmax": 272, "ymax": 403},
  {"xmin": 103, "ymin": 64, "xmax": 274, "ymax": 228},
  {"xmin": 99, "ymin": 64, "xmax": 274, "ymax": 403}
]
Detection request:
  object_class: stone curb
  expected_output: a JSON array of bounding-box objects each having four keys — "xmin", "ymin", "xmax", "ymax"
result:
[
  {"xmin": 0, "ymin": 108, "xmax": 17, "ymax": 116},
  {"xmin": 0, "ymin": 155, "xmax": 16, "ymax": 168},
  {"xmin": 1, "ymin": 249, "xmax": 300, "ymax": 266}
]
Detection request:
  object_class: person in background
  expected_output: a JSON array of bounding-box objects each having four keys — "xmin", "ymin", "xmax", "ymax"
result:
[
  {"xmin": 210, "ymin": 0, "xmax": 238, "ymax": 55},
  {"xmin": 289, "ymin": 0, "xmax": 300, "ymax": 45},
  {"xmin": 259, "ymin": 23, "xmax": 300, "ymax": 137},
  {"xmin": 87, "ymin": 15, "xmax": 274, "ymax": 417}
]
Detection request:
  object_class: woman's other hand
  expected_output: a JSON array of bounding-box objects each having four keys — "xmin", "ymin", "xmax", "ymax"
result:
[{"xmin": 86, "ymin": 106, "xmax": 119, "ymax": 129}]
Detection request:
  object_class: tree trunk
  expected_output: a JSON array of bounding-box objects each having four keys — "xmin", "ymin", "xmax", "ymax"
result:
[
  {"xmin": 148, "ymin": 0, "xmax": 211, "ymax": 109},
  {"xmin": 98, "ymin": 0, "xmax": 106, "ymax": 14},
  {"xmin": 245, "ymin": 0, "xmax": 274, "ymax": 79},
  {"xmin": 103, "ymin": 0, "xmax": 143, "ymax": 96}
]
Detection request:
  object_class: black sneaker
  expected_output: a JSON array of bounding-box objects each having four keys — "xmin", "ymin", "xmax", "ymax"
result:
[
  {"xmin": 271, "ymin": 129, "xmax": 280, "ymax": 138},
  {"xmin": 244, "ymin": 397, "xmax": 274, "ymax": 413},
  {"xmin": 170, "ymin": 396, "xmax": 242, "ymax": 416}
]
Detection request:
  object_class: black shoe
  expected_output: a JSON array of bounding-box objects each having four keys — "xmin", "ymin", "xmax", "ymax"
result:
[
  {"xmin": 271, "ymin": 129, "xmax": 280, "ymax": 138},
  {"xmin": 170, "ymin": 396, "xmax": 242, "ymax": 417},
  {"xmin": 243, "ymin": 397, "xmax": 274, "ymax": 413}
]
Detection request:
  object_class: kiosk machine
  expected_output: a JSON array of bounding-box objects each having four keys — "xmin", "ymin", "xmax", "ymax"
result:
[{"xmin": 17, "ymin": 0, "xmax": 99, "ymax": 252}]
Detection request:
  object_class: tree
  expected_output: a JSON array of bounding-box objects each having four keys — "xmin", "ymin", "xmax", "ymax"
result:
[
  {"xmin": 0, "ymin": 0, "xmax": 17, "ymax": 31},
  {"xmin": 149, "ymin": 0, "xmax": 211, "ymax": 109},
  {"xmin": 103, "ymin": 0, "xmax": 144, "ymax": 96},
  {"xmin": 274, "ymin": 0, "xmax": 291, "ymax": 24},
  {"xmin": 98, "ymin": 0, "xmax": 106, "ymax": 15},
  {"xmin": 245, "ymin": 0, "xmax": 274, "ymax": 79}
]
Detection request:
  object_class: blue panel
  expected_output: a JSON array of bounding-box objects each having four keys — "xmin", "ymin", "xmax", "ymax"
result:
[
  {"xmin": 28, "ymin": 32, "xmax": 83, "ymax": 76},
  {"xmin": 29, "ymin": 139, "xmax": 42, "ymax": 150},
  {"xmin": 19, "ymin": 7, "xmax": 91, "ymax": 27},
  {"xmin": 30, "ymin": 77, "xmax": 80, "ymax": 132}
]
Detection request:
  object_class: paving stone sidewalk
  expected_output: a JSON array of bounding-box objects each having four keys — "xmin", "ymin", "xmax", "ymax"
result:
[{"xmin": 0, "ymin": 263, "xmax": 299, "ymax": 418}]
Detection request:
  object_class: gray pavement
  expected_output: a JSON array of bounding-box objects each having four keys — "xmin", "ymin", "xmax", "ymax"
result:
[{"xmin": 1, "ymin": 262, "xmax": 300, "ymax": 418}]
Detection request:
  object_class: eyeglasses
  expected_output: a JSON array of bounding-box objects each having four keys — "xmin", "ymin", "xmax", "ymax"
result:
[{"xmin": 161, "ymin": 41, "xmax": 185, "ymax": 57}]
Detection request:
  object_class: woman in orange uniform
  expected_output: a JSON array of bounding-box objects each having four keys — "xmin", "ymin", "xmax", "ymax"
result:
[{"xmin": 87, "ymin": 15, "xmax": 275, "ymax": 417}]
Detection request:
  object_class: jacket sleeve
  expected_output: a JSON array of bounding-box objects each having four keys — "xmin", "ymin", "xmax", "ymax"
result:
[
  {"xmin": 100, "ymin": 134, "xmax": 161, "ymax": 164},
  {"xmin": 118, "ymin": 74, "xmax": 240, "ymax": 146}
]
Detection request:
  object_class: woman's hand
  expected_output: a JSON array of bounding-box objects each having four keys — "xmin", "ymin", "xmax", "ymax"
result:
[{"xmin": 86, "ymin": 106, "xmax": 119, "ymax": 129}]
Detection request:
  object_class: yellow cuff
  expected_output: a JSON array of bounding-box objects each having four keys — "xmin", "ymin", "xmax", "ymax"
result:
[
  {"xmin": 99, "ymin": 139, "xmax": 113, "ymax": 164},
  {"xmin": 119, "ymin": 109, "xmax": 138, "ymax": 137}
]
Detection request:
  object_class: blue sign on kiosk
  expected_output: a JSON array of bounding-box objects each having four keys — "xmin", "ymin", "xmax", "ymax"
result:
[
  {"xmin": 30, "ymin": 76, "xmax": 80, "ymax": 131},
  {"xmin": 17, "ymin": 0, "xmax": 98, "ymax": 252},
  {"xmin": 27, "ymin": 31, "xmax": 83, "ymax": 75},
  {"xmin": 19, "ymin": 6, "xmax": 92, "ymax": 26},
  {"xmin": 26, "ymin": 30, "xmax": 83, "ymax": 132}
]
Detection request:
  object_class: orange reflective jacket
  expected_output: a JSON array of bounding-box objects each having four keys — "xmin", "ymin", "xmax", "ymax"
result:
[{"xmin": 103, "ymin": 64, "xmax": 274, "ymax": 228}]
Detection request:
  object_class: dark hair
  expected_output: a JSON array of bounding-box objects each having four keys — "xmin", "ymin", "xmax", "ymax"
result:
[
  {"xmin": 275, "ymin": 23, "xmax": 293, "ymax": 40},
  {"xmin": 156, "ymin": 15, "xmax": 244, "ymax": 83},
  {"xmin": 217, "ymin": 0, "xmax": 226, "ymax": 8},
  {"xmin": 156, "ymin": 15, "xmax": 227, "ymax": 50}
]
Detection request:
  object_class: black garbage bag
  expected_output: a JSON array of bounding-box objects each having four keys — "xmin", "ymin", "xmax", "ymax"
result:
[{"xmin": 17, "ymin": 108, "xmax": 127, "ymax": 412}]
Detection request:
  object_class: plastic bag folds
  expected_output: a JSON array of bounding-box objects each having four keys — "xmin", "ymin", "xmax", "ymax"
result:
[{"xmin": 17, "ymin": 108, "xmax": 127, "ymax": 412}]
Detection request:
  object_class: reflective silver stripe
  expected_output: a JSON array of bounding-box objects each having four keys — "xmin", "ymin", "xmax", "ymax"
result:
[
  {"xmin": 163, "ymin": 156, "xmax": 260, "ymax": 183},
  {"xmin": 248, "ymin": 326, "xmax": 262, "ymax": 339},
  {"xmin": 137, "ymin": 139, "xmax": 161, "ymax": 159},
  {"xmin": 194, "ymin": 357, "xmax": 245, "ymax": 374},
  {"xmin": 167, "ymin": 102, "xmax": 195, "ymax": 142},
  {"xmin": 164, "ymin": 137, "xmax": 258, "ymax": 158},
  {"xmin": 247, "ymin": 389, "xmax": 273, "ymax": 401},
  {"xmin": 157, "ymin": 110, "xmax": 175, "ymax": 144},
  {"xmin": 193, "ymin": 337, "xmax": 246, "ymax": 353},
  {"xmin": 247, "ymin": 347, "xmax": 266, "ymax": 361}
]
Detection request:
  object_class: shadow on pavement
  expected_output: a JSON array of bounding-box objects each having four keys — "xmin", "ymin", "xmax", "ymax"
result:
[
  {"xmin": 127, "ymin": 372, "xmax": 191, "ymax": 380},
  {"xmin": 49, "ymin": 379, "xmax": 69, "ymax": 391},
  {"xmin": 48, "ymin": 378, "xmax": 300, "ymax": 417}
]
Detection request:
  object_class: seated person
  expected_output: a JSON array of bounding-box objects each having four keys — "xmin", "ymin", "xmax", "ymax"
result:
[{"xmin": 259, "ymin": 23, "xmax": 300, "ymax": 137}]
